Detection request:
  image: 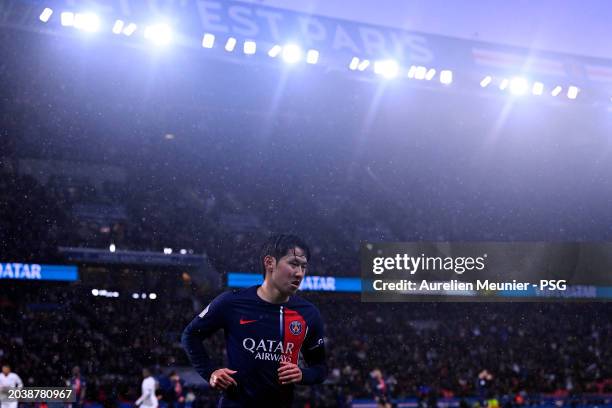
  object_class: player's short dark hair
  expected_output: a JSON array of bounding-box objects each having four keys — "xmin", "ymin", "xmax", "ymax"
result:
[{"xmin": 260, "ymin": 234, "xmax": 311, "ymax": 278}]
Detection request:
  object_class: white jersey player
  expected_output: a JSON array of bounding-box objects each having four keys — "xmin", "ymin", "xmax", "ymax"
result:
[
  {"xmin": 135, "ymin": 368, "xmax": 158, "ymax": 408},
  {"xmin": 1, "ymin": 365, "xmax": 23, "ymax": 408}
]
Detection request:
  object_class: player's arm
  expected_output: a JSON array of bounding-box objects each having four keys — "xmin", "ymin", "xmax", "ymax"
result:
[
  {"xmin": 15, "ymin": 374, "xmax": 24, "ymax": 389},
  {"xmin": 287, "ymin": 310, "xmax": 327, "ymax": 385},
  {"xmin": 181, "ymin": 291, "xmax": 233, "ymax": 385},
  {"xmin": 135, "ymin": 381, "xmax": 152, "ymax": 406}
]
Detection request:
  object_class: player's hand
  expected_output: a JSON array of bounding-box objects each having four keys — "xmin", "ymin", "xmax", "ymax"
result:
[
  {"xmin": 278, "ymin": 361, "xmax": 302, "ymax": 385},
  {"xmin": 209, "ymin": 368, "xmax": 238, "ymax": 390}
]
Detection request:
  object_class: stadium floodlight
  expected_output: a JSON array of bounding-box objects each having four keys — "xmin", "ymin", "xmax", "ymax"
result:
[
  {"xmin": 349, "ymin": 57, "xmax": 360, "ymax": 70},
  {"xmin": 109, "ymin": 243, "xmax": 116, "ymax": 253},
  {"xmin": 74, "ymin": 13, "xmax": 100, "ymax": 32},
  {"xmin": 201, "ymin": 33, "xmax": 215, "ymax": 48},
  {"xmin": 60, "ymin": 12, "xmax": 74, "ymax": 27},
  {"xmin": 499, "ymin": 78, "xmax": 509, "ymax": 90},
  {"xmin": 144, "ymin": 23, "xmax": 172, "ymax": 46},
  {"xmin": 306, "ymin": 49, "xmax": 319, "ymax": 64},
  {"xmin": 39, "ymin": 8, "xmax": 53, "ymax": 23},
  {"xmin": 141, "ymin": 293, "xmax": 147, "ymax": 299},
  {"xmin": 440, "ymin": 70, "xmax": 453, "ymax": 84},
  {"xmin": 425, "ymin": 68, "xmax": 436, "ymax": 81},
  {"xmin": 567, "ymin": 86, "xmax": 579, "ymax": 99},
  {"xmin": 132, "ymin": 293, "xmax": 139, "ymax": 299},
  {"xmin": 180, "ymin": 249, "xmax": 187, "ymax": 255},
  {"xmin": 509, "ymin": 77, "xmax": 529, "ymax": 95},
  {"xmin": 407, "ymin": 65, "xmax": 417, "ymax": 78},
  {"xmin": 374, "ymin": 59, "xmax": 399, "ymax": 79},
  {"xmin": 112, "ymin": 20, "xmax": 124, "ymax": 34},
  {"xmin": 414, "ymin": 66, "xmax": 427, "ymax": 80},
  {"xmin": 243, "ymin": 40, "xmax": 256, "ymax": 55},
  {"xmin": 480, "ymin": 76, "xmax": 492, "ymax": 88},
  {"xmin": 123, "ymin": 23, "xmax": 137, "ymax": 36},
  {"xmin": 149, "ymin": 293, "xmax": 157, "ymax": 300},
  {"xmin": 357, "ymin": 59, "xmax": 370, "ymax": 71},
  {"xmin": 268, "ymin": 44, "xmax": 282, "ymax": 58},
  {"xmin": 225, "ymin": 37, "xmax": 237, "ymax": 52},
  {"xmin": 532, "ymin": 81, "xmax": 544, "ymax": 95},
  {"xmin": 163, "ymin": 247, "xmax": 172, "ymax": 254},
  {"xmin": 282, "ymin": 44, "xmax": 303, "ymax": 64},
  {"xmin": 92, "ymin": 289, "xmax": 99, "ymax": 296},
  {"xmin": 551, "ymin": 85, "xmax": 562, "ymax": 96}
]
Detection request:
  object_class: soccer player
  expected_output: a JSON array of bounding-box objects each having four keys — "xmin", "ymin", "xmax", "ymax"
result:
[
  {"xmin": 135, "ymin": 368, "xmax": 159, "ymax": 408},
  {"xmin": 68, "ymin": 366, "xmax": 86, "ymax": 408},
  {"xmin": 182, "ymin": 234, "xmax": 327, "ymax": 407},
  {"xmin": 0, "ymin": 364, "xmax": 23, "ymax": 408}
]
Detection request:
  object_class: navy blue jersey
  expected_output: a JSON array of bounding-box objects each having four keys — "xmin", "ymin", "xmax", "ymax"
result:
[{"xmin": 182, "ymin": 286, "xmax": 327, "ymax": 407}]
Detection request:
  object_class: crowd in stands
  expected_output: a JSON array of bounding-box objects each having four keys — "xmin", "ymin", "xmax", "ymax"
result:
[
  {"xmin": 2, "ymin": 27, "xmax": 612, "ymax": 408},
  {"xmin": 1, "ymin": 285, "xmax": 610, "ymax": 407}
]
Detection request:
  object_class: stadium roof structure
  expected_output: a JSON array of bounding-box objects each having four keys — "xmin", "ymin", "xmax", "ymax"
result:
[{"xmin": 4, "ymin": 0, "xmax": 612, "ymax": 109}]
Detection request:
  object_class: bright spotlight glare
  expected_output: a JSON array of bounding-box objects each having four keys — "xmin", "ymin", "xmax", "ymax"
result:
[
  {"xmin": 414, "ymin": 66, "xmax": 427, "ymax": 80},
  {"xmin": 202, "ymin": 33, "xmax": 215, "ymax": 48},
  {"xmin": 282, "ymin": 44, "xmax": 303, "ymax": 63},
  {"xmin": 425, "ymin": 68, "xmax": 436, "ymax": 81},
  {"xmin": 551, "ymin": 85, "xmax": 562, "ymax": 96},
  {"xmin": 349, "ymin": 57, "xmax": 359, "ymax": 70},
  {"xmin": 74, "ymin": 13, "xmax": 100, "ymax": 32},
  {"xmin": 180, "ymin": 249, "xmax": 187, "ymax": 255},
  {"xmin": 268, "ymin": 44, "xmax": 281, "ymax": 58},
  {"xmin": 109, "ymin": 243, "xmax": 116, "ymax": 253},
  {"xmin": 357, "ymin": 59, "xmax": 370, "ymax": 71},
  {"xmin": 306, "ymin": 49, "xmax": 319, "ymax": 64},
  {"xmin": 225, "ymin": 37, "xmax": 237, "ymax": 52},
  {"xmin": 163, "ymin": 247, "xmax": 172, "ymax": 254},
  {"xmin": 132, "ymin": 293, "xmax": 139, "ymax": 299},
  {"xmin": 532, "ymin": 82, "xmax": 544, "ymax": 95},
  {"xmin": 509, "ymin": 77, "xmax": 529, "ymax": 95},
  {"xmin": 112, "ymin": 20, "xmax": 124, "ymax": 34},
  {"xmin": 141, "ymin": 293, "xmax": 147, "ymax": 299},
  {"xmin": 499, "ymin": 78, "xmax": 509, "ymax": 90},
  {"xmin": 123, "ymin": 23, "xmax": 137, "ymax": 36},
  {"xmin": 60, "ymin": 12, "xmax": 74, "ymax": 27},
  {"xmin": 149, "ymin": 293, "xmax": 157, "ymax": 300},
  {"xmin": 480, "ymin": 76, "xmax": 492, "ymax": 87},
  {"xmin": 39, "ymin": 8, "xmax": 53, "ymax": 23},
  {"xmin": 567, "ymin": 86, "xmax": 579, "ymax": 99},
  {"xmin": 440, "ymin": 70, "xmax": 453, "ymax": 84},
  {"xmin": 407, "ymin": 65, "xmax": 417, "ymax": 78},
  {"xmin": 91, "ymin": 289, "xmax": 99, "ymax": 296},
  {"xmin": 374, "ymin": 59, "xmax": 399, "ymax": 78},
  {"xmin": 243, "ymin": 40, "xmax": 256, "ymax": 55},
  {"xmin": 144, "ymin": 23, "xmax": 172, "ymax": 46}
]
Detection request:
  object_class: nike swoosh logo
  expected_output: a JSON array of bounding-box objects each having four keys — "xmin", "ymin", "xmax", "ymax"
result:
[{"xmin": 240, "ymin": 319, "xmax": 257, "ymax": 325}]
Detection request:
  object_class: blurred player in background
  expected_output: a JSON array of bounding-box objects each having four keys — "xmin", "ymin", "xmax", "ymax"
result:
[
  {"xmin": 135, "ymin": 368, "xmax": 158, "ymax": 408},
  {"xmin": 0, "ymin": 364, "xmax": 23, "ymax": 408},
  {"xmin": 369, "ymin": 368, "xmax": 392, "ymax": 408},
  {"xmin": 68, "ymin": 366, "xmax": 87, "ymax": 408},
  {"xmin": 182, "ymin": 233, "xmax": 327, "ymax": 407}
]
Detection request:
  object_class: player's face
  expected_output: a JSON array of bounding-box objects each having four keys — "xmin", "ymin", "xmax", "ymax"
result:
[
  {"xmin": 271, "ymin": 247, "xmax": 308, "ymax": 295},
  {"xmin": 1, "ymin": 366, "xmax": 9, "ymax": 375}
]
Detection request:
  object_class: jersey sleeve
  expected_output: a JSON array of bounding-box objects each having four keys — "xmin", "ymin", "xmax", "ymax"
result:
[
  {"xmin": 299, "ymin": 308, "xmax": 328, "ymax": 385},
  {"xmin": 181, "ymin": 291, "xmax": 231, "ymax": 382}
]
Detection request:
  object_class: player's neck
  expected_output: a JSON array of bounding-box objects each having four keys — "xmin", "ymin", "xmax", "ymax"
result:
[{"xmin": 257, "ymin": 282, "xmax": 289, "ymax": 304}]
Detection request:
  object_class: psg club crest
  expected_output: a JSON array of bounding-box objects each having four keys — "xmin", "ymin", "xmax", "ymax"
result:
[{"xmin": 289, "ymin": 320, "xmax": 302, "ymax": 335}]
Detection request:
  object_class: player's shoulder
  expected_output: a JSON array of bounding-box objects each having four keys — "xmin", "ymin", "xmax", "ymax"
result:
[
  {"xmin": 289, "ymin": 294, "xmax": 322, "ymax": 317},
  {"xmin": 214, "ymin": 285, "xmax": 257, "ymax": 303}
]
